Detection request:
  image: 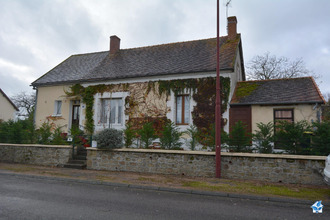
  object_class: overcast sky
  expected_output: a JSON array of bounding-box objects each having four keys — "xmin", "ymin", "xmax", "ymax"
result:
[{"xmin": 1, "ymin": 0, "xmax": 329, "ymax": 98}]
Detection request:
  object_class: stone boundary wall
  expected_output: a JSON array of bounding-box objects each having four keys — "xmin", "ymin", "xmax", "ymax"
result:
[
  {"xmin": 0, "ymin": 143, "xmax": 72, "ymax": 166},
  {"xmin": 87, "ymin": 148, "xmax": 326, "ymax": 185}
]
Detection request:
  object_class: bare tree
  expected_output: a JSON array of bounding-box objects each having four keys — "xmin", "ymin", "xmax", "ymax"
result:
[
  {"xmin": 11, "ymin": 91, "xmax": 36, "ymax": 118},
  {"xmin": 246, "ymin": 52, "xmax": 319, "ymax": 80},
  {"xmin": 323, "ymin": 92, "xmax": 330, "ymax": 105}
]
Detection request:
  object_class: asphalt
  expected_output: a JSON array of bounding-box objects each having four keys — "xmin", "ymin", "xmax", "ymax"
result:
[{"xmin": 0, "ymin": 163, "xmax": 329, "ymax": 206}]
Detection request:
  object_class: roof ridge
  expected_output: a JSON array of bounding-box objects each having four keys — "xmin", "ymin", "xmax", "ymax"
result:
[
  {"xmin": 120, "ymin": 36, "xmax": 225, "ymax": 51},
  {"xmin": 238, "ymin": 76, "xmax": 314, "ymax": 84},
  {"xmin": 71, "ymin": 50, "xmax": 109, "ymax": 57}
]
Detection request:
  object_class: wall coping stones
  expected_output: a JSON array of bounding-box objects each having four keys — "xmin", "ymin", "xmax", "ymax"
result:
[
  {"xmin": 86, "ymin": 148, "xmax": 326, "ymax": 161},
  {"xmin": 0, "ymin": 143, "xmax": 72, "ymax": 149}
]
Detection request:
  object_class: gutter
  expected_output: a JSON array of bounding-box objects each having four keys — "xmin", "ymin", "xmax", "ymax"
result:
[{"xmin": 230, "ymin": 101, "xmax": 325, "ymax": 106}]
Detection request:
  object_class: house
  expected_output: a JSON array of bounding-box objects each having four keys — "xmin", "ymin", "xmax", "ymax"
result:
[
  {"xmin": 0, "ymin": 88, "xmax": 18, "ymax": 122},
  {"xmin": 230, "ymin": 77, "xmax": 326, "ymax": 135},
  {"xmin": 31, "ymin": 16, "xmax": 245, "ymax": 146}
]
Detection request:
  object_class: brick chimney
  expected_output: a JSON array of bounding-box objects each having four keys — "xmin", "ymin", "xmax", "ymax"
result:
[
  {"xmin": 227, "ymin": 16, "xmax": 237, "ymax": 40},
  {"xmin": 110, "ymin": 35, "xmax": 120, "ymax": 54}
]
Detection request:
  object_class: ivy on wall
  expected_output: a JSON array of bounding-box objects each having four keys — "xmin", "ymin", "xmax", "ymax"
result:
[{"xmin": 66, "ymin": 77, "xmax": 230, "ymax": 136}]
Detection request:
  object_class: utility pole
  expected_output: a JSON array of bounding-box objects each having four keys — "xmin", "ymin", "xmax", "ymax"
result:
[{"xmin": 215, "ymin": 0, "xmax": 222, "ymax": 178}]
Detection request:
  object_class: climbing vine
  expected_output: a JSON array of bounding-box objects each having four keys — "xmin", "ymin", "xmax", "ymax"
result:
[{"xmin": 66, "ymin": 77, "xmax": 231, "ymax": 137}]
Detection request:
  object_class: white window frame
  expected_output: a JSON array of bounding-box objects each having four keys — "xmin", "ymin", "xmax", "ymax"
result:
[
  {"xmin": 94, "ymin": 91, "xmax": 128, "ymax": 131},
  {"xmin": 100, "ymin": 98, "xmax": 123, "ymax": 126},
  {"xmin": 167, "ymin": 89, "xmax": 195, "ymax": 132},
  {"xmin": 53, "ymin": 100, "xmax": 62, "ymax": 116}
]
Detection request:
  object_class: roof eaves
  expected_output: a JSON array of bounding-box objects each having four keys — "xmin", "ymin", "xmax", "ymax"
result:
[
  {"xmin": 231, "ymin": 100, "xmax": 325, "ymax": 106},
  {"xmin": 309, "ymin": 76, "xmax": 326, "ymax": 104}
]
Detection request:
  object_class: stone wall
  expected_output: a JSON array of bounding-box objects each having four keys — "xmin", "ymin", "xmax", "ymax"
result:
[
  {"xmin": 0, "ymin": 143, "xmax": 72, "ymax": 166},
  {"xmin": 87, "ymin": 148, "xmax": 326, "ymax": 185}
]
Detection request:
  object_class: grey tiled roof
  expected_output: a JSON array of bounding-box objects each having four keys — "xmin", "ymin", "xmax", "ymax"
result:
[
  {"xmin": 231, "ymin": 77, "xmax": 325, "ymax": 105},
  {"xmin": 31, "ymin": 35, "xmax": 242, "ymax": 87}
]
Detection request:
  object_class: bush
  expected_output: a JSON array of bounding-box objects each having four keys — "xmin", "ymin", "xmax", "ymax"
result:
[
  {"xmin": 96, "ymin": 128, "xmax": 123, "ymax": 149},
  {"xmin": 138, "ymin": 122, "xmax": 157, "ymax": 148},
  {"xmin": 227, "ymin": 121, "xmax": 252, "ymax": 152},
  {"xmin": 274, "ymin": 120, "xmax": 312, "ymax": 155},
  {"xmin": 184, "ymin": 125, "xmax": 198, "ymax": 151},
  {"xmin": 123, "ymin": 123, "xmax": 135, "ymax": 148},
  {"xmin": 253, "ymin": 122, "xmax": 274, "ymax": 153},
  {"xmin": 311, "ymin": 121, "xmax": 330, "ymax": 156},
  {"xmin": 36, "ymin": 122, "xmax": 52, "ymax": 144},
  {"xmin": 160, "ymin": 122, "xmax": 183, "ymax": 150},
  {"xmin": 196, "ymin": 123, "xmax": 228, "ymax": 151},
  {"xmin": 0, "ymin": 119, "xmax": 35, "ymax": 144},
  {"xmin": 51, "ymin": 126, "xmax": 67, "ymax": 145}
]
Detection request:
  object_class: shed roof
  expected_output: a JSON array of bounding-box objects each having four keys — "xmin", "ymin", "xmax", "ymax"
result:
[{"xmin": 231, "ymin": 77, "xmax": 325, "ymax": 105}]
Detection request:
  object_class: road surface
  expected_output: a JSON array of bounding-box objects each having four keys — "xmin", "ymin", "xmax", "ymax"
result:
[{"xmin": 0, "ymin": 174, "xmax": 328, "ymax": 219}]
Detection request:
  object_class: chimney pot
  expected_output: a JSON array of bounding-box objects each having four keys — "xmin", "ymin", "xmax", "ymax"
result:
[
  {"xmin": 227, "ymin": 16, "xmax": 237, "ymax": 40},
  {"xmin": 110, "ymin": 35, "xmax": 120, "ymax": 54}
]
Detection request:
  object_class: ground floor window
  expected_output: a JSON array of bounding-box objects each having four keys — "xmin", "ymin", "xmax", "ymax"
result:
[
  {"xmin": 274, "ymin": 109, "xmax": 294, "ymax": 149},
  {"xmin": 176, "ymin": 95, "xmax": 190, "ymax": 125},
  {"xmin": 274, "ymin": 109, "xmax": 294, "ymax": 123},
  {"xmin": 100, "ymin": 98, "xmax": 123, "ymax": 125}
]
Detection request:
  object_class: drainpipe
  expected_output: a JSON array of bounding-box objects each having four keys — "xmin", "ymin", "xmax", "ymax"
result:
[{"xmin": 33, "ymin": 87, "xmax": 38, "ymax": 126}]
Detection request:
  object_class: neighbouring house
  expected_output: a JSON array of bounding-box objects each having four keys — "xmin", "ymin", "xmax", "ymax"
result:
[
  {"xmin": 0, "ymin": 88, "xmax": 19, "ymax": 122},
  {"xmin": 230, "ymin": 77, "xmax": 326, "ymax": 136},
  {"xmin": 31, "ymin": 16, "xmax": 245, "ymax": 148}
]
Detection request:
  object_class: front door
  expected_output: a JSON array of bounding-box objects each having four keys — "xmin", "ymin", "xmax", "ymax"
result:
[{"xmin": 72, "ymin": 105, "xmax": 80, "ymax": 129}]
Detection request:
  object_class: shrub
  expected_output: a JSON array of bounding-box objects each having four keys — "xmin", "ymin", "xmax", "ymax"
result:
[
  {"xmin": 197, "ymin": 123, "xmax": 228, "ymax": 151},
  {"xmin": 274, "ymin": 120, "xmax": 312, "ymax": 155},
  {"xmin": 311, "ymin": 121, "xmax": 330, "ymax": 156},
  {"xmin": 138, "ymin": 122, "xmax": 157, "ymax": 148},
  {"xmin": 51, "ymin": 126, "xmax": 67, "ymax": 145},
  {"xmin": 36, "ymin": 122, "xmax": 52, "ymax": 144},
  {"xmin": 96, "ymin": 128, "xmax": 123, "ymax": 149},
  {"xmin": 160, "ymin": 122, "xmax": 183, "ymax": 150},
  {"xmin": 227, "ymin": 121, "xmax": 252, "ymax": 152},
  {"xmin": 184, "ymin": 125, "xmax": 199, "ymax": 151},
  {"xmin": 253, "ymin": 122, "xmax": 274, "ymax": 153},
  {"xmin": 0, "ymin": 119, "xmax": 35, "ymax": 144},
  {"xmin": 123, "ymin": 123, "xmax": 135, "ymax": 148}
]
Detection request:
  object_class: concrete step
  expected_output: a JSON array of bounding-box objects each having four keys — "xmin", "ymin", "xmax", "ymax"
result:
[
  {"xmin": 68, "ymin": 159, "xmax": 86, "ymax": 164},
  {"xmin": 77, "ymin": 152, "xmax": 87, "ymax": 156},
  {"xmin": 73, "ymin": 155, "xmax": 87, "ymax": 160},
  {"xmin": 63, "ymin": 163, "xmax": 87, "ymax": 169}
]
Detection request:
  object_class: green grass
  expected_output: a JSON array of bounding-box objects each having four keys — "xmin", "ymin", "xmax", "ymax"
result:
[
  {"xmin": 1, "ymin": 166, "xmax": 39, "ymax": 172},
  {"xmin": 182, "ymin": 181, "xmax": 330, "ymax": 201}
]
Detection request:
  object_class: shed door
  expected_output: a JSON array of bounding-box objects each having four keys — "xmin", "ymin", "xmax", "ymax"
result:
[{"xmin": 229, "ymin": 105, "xmax": 252, "ymax": 133}]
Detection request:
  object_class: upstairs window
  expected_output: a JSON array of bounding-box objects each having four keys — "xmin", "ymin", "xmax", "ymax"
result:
[
  {"xmin": 54, "ymin": 100, "xmax": 62, "ymax": 116},
  {"xmin": 176, "ymin": 95, "xmax": 190, "ymax": 125},
  {"xmin": 100, "ymin": 99, "xmax": 123, "ymax": 125}
]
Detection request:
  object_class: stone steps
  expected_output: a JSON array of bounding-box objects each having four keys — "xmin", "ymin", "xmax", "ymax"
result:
[{"xmin": 64, "ymin": 148, "xmax": 87, "ymax": 169}]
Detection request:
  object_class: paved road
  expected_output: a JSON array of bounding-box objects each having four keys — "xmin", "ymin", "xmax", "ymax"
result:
[{"xmin": 0, "ymin": 174, "xmax": 328, "ymax": 220}]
